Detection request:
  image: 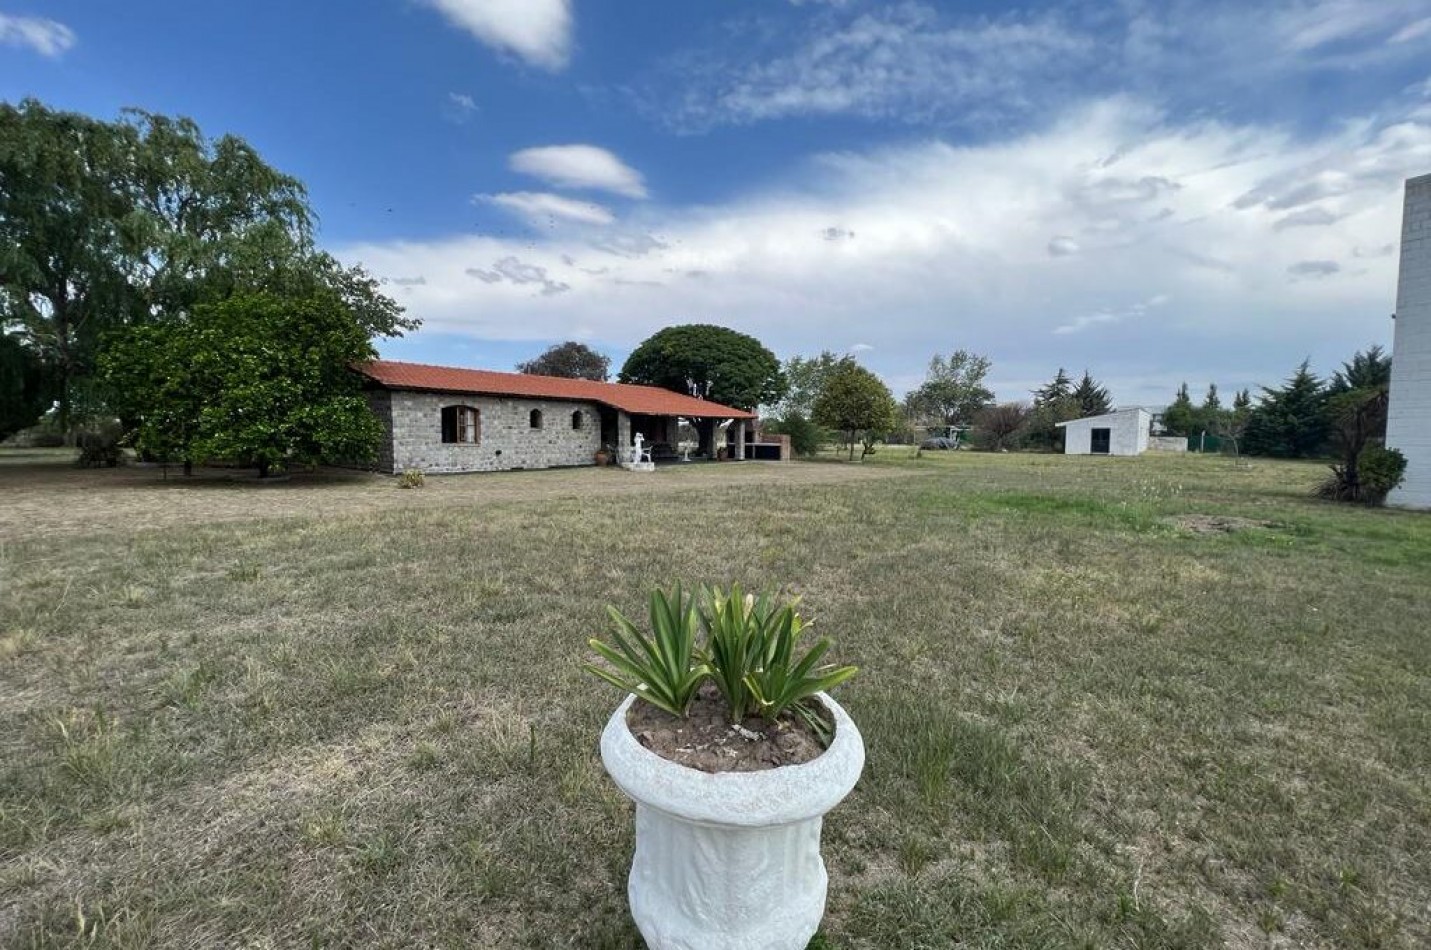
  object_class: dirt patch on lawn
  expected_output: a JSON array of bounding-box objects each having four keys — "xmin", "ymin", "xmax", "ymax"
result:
[
  {"xmin": 627, "ymin": 682, "xmax": 830, "ymax": 773},
  {"xmin": 1166, "ymin": 514, "xmax": 1275, "ymax": 534}
]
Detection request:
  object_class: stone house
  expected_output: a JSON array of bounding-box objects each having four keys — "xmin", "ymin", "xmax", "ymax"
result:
[{"xmin": 356, "ymin": 360, "xmax": 759, "ymax": 474}]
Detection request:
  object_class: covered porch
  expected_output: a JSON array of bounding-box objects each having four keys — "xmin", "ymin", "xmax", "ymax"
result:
[{"xmin": 607, "ymin": 411, "xmax": 756, "ymax": 463}]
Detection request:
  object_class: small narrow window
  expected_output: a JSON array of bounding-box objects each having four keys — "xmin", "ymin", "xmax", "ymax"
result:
[
  {"xmin": 530, "ymin": 409, "xmax": 544, "ymax": 429},
  {"xmin": 571, "ymin": 410, "xmax": 584, "ymax": 430},
  {"xmin": 441, "ymin": 405, "xmax": 480, "ymax": 444}
]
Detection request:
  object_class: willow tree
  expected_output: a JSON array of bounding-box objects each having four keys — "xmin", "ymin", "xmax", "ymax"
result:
[{"xmin": 0, "ymin": 99, "xmax": 413, "ymax": 435}]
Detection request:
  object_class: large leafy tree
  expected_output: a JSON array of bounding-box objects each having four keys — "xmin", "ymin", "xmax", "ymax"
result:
[
  {"xmin": 517, "ymin": 341, "xmax": 610, "ymax": 380},
  {"xmin": 773, "ymin": 351, "xmax": 852, "ymax": 419},
  {"xmin": 813, "ymin": 362, "xmax": 897, "ymax": 460},
  {"xmin": 1, "ymin": 99, "xmax": 413, "ymax": 435},
  {"xmin": 0, "ymin": 332, "xmax": 54, "ymax": 441},
  {"xmin": 1243, "ymin": 360, "xmax": 1329, "ymax": 458},
  {"xmin": 619, "ymin": 324, "xmax": 786, "ymax": 411},
  {"xmin": 908, "ymin": 350, "xmax": 994, "ymax": 426},
  {"xmin": 102, "ymin": 292, "xmax": 383, "ymax": 477},
  {"xmin": 0, "ymin": 100, "xmax": 137, "ymax": 432}
]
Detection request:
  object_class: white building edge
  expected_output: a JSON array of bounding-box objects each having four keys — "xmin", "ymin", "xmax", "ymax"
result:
[
  {"xmin": 1387, "ymin": 172, "xmax": 1431, "ymax": 509},
  {"xmin": 1056, "ymin": 407, "xmax": 1153, "ymax": 456}
]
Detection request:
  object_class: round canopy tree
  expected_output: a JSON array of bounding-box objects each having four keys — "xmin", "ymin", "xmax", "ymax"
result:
[
  {"xmin": 813, "ymin": 362, "xmax": 898, "ymax": 460},
  {"xmin": 102, "ymin": 291, "xmax": 384, "ymax": 477},
  {"xmin": 517, "ymin": 341, "xmax": 610, "ymax": 380},
  {"xmin": 619, "ymin": 324, "xmax": 786, "ymax": 411}
]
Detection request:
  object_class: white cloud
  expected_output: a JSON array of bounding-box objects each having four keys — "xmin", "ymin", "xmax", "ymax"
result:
[
  {"xmin": 1054, "ymin": 294, "xmax": 1169, "ymax": 335},
  {"xmin": 420, "ymin": 0, "xmax": 571, "ymax": 71},
  {"xmin": 443, "ymin": 92, "xmax": 478, "ymax": 122},
  {"xmin": 465, "ymin": 256, "xmax": 570, "ymax": 296},
  {"xmin": 1047, "ymin": 236, "xmax": 1080, "ymax": 256},
  {"xmin": 0, "ymin": 14, "xmax": 75, "ymax": 57},
  {"xmin": 481, "ymin": 191, "xmax": 615, "ymax": 226},
  {"xmin": 508, "ymin": 145, "xmax": 648, "ymax": 198},
  {"xmin": 344, "ymin": 97, "xmax": 1424, "ymax": 406},
  {"xmin": 655, "ymin": 5, "xmax": 1093, "ymax": 130},
  {"xmin": 644, "ymin": 1, "xmax": 1431, "ymax": 131}
]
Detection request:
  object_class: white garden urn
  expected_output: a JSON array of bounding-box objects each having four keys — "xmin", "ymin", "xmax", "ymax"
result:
[{"xmin": 599, "ymin": 693, "xmax": 865, "ymax": 950}]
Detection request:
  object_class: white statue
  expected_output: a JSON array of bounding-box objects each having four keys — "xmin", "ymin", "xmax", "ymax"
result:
[{"xmin": 631, "ymin": 432, "xmax": 647, "ymax": 464}]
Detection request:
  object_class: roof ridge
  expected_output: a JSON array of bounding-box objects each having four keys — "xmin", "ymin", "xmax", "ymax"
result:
[{"xmin": 356, "ymin": 359, "xmax": 755, "ymax": 419}]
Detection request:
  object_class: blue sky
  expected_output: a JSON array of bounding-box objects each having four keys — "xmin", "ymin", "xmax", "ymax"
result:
[{"xmin": 4, "ymin": 0, "xmax": 1431, "ymax": 404}]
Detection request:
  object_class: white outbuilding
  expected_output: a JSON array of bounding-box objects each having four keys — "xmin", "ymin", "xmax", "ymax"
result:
[
  {"xmin": 1386, "ymin": 172, "xmax": 1431, "ymax": 509},
  {"xmin": 1056, "ymin": 408, "xmax": 1152, "ymax": 456}
]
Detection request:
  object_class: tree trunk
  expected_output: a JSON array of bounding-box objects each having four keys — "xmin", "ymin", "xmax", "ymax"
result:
[{"xmin": 53, "ymin": 295, "xmax": 74, "ymax": 442}]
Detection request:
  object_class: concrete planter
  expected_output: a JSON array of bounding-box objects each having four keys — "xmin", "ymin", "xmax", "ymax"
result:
[{"xmin": 599, "ymin": 693, "xmax": 864, "ymax": 950}]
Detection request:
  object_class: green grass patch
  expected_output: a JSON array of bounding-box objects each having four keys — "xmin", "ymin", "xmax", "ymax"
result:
[{"xmin": 1, "ymin": 450, "xmax": 1428, "ymax": 947}]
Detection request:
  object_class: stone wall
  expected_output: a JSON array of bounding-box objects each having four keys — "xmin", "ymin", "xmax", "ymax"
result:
[
  {"xmin": 1147, "ymin": 436, "xmax": 1188, "ymax": 453},
  {"xmin": 1387, "ymin": 173, "xmax": 1431, "ymax": 509},
  {"xmin": 381, "ymin": 390, "xmax": 603, "ymax": 474},
  {"xmin": 367, "ymin": 390, "xmax": 395, "ymax": 472}
]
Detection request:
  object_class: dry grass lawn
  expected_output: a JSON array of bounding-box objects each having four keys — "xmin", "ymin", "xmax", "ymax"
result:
[{"xmin": 1, "ymin": 449, "xmax": 1428, "ymax": 948}]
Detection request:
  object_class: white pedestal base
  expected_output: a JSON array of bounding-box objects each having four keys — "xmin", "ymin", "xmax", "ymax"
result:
[{"xmin": 600, "ymin": 694, "xmax": 864, "ymax": 950}]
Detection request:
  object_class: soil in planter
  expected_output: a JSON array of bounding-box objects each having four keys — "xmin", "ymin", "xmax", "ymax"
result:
[{"xmin": 626, "ymin": 682, "xmax": 831, "ymax": 773}]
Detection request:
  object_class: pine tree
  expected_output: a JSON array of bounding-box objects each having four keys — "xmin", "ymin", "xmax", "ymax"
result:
[
  {"xmin": 1327, "ymin": 345, "xmax": 1391, "ymax": 396},
  {"xmin": 1233, "ymin": 388, "xmax": 1251, "ymax": 414},
  {"xmin": 1242, "ymin": 360, "xmax": 1329, "ymax": 458},
  {"xmin": 1162, "ymin": 382, "xmax": 1196, "ymax": 436},
  {"xmin": 1033, "ymin": 368, "xmax": 1073, "ymax": 407},
  {"xmin": 1071, "ymin": 370, "xmax": 1112, "ymax": 417},
  {"xmin": 1026, "ymin": 368, "xmax": 1079, "ymax": 449},
  {"xmin": 1202, "ymin": 384, "xmax": 1221, "ymax": 411}
]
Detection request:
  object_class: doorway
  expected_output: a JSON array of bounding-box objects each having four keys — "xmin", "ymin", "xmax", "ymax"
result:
[{"xmin": 1090, "ymin": 427, "xmax": 1111, "ymax": 455}]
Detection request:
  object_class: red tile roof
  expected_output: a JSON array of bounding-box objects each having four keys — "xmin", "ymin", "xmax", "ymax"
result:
[{"xmin": 356, "ymin": 360, "xmax": 756, "ymax": 419}]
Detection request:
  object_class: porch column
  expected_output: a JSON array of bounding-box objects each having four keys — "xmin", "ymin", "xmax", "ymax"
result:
[
  {"xmin": 698, "ymin": 419, "xmax": 716, "ymax": 458},
  {"xmin": 617, "ymin": 412, "xmax": 632, "ymax": 458},
  {"xmin": 733, "ymin": 419, "xmax": 746, "ymax": 460}
]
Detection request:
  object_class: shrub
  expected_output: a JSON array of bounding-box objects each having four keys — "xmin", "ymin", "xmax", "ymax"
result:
[
  {"xmin": 585, "ymin": 586, "xmax": 706, "ymax": 718},
  {"xmin": 1356, "ymin": 446, "xmax": 1407, "ymax": 505},
  {"xmin": 585, "ymin": 584, "xmax": 858, "ymax": 730},
  {"xmin": 397, "ymin": 468, "xmax": 425, "ymax": 489},
  {"xmin": 700, "ymin": 586, "xmax": 857, "ymax": 724},
  {"xmin": 761, "ymin": 413, "xmax": 826, "ymax": 457},
  {"xmin": 75, "ymin": 429, "xmax": 123, "ymax": 468},
  {"xmin": 1315, "ymin": 446, "xmax": 1406, "ymax": 506},
  {"xmin": 9, "ymin": 427, "xmax": 66, "ymax": 448}
]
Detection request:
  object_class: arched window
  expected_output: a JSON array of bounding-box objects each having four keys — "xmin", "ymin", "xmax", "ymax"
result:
[
  {"xmin": 440, "ymin": 405, "xmax": 480, "ymax": 444},
  {"xmin": 530, "ymin": 409, "xmax": 544, "ymax": 429},
  {"xmin": 571, "ymin": 410, "xmax": 584, "ymax": 430}
]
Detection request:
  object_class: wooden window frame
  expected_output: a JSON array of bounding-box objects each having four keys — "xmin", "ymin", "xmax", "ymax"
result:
[{"xmin": 441, "ymin": 405, "xmax": 481, "ymax": 444}]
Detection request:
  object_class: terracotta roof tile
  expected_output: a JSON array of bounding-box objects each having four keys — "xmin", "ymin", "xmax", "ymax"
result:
[{"xmin": 356, "ymin": 360, "xmax": 756, "ymax": 419}]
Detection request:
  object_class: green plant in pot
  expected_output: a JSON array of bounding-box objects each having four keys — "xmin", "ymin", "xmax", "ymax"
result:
[{"xmin": 586, "ymin": 584, "xmax": 863, "ymax": 950}]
